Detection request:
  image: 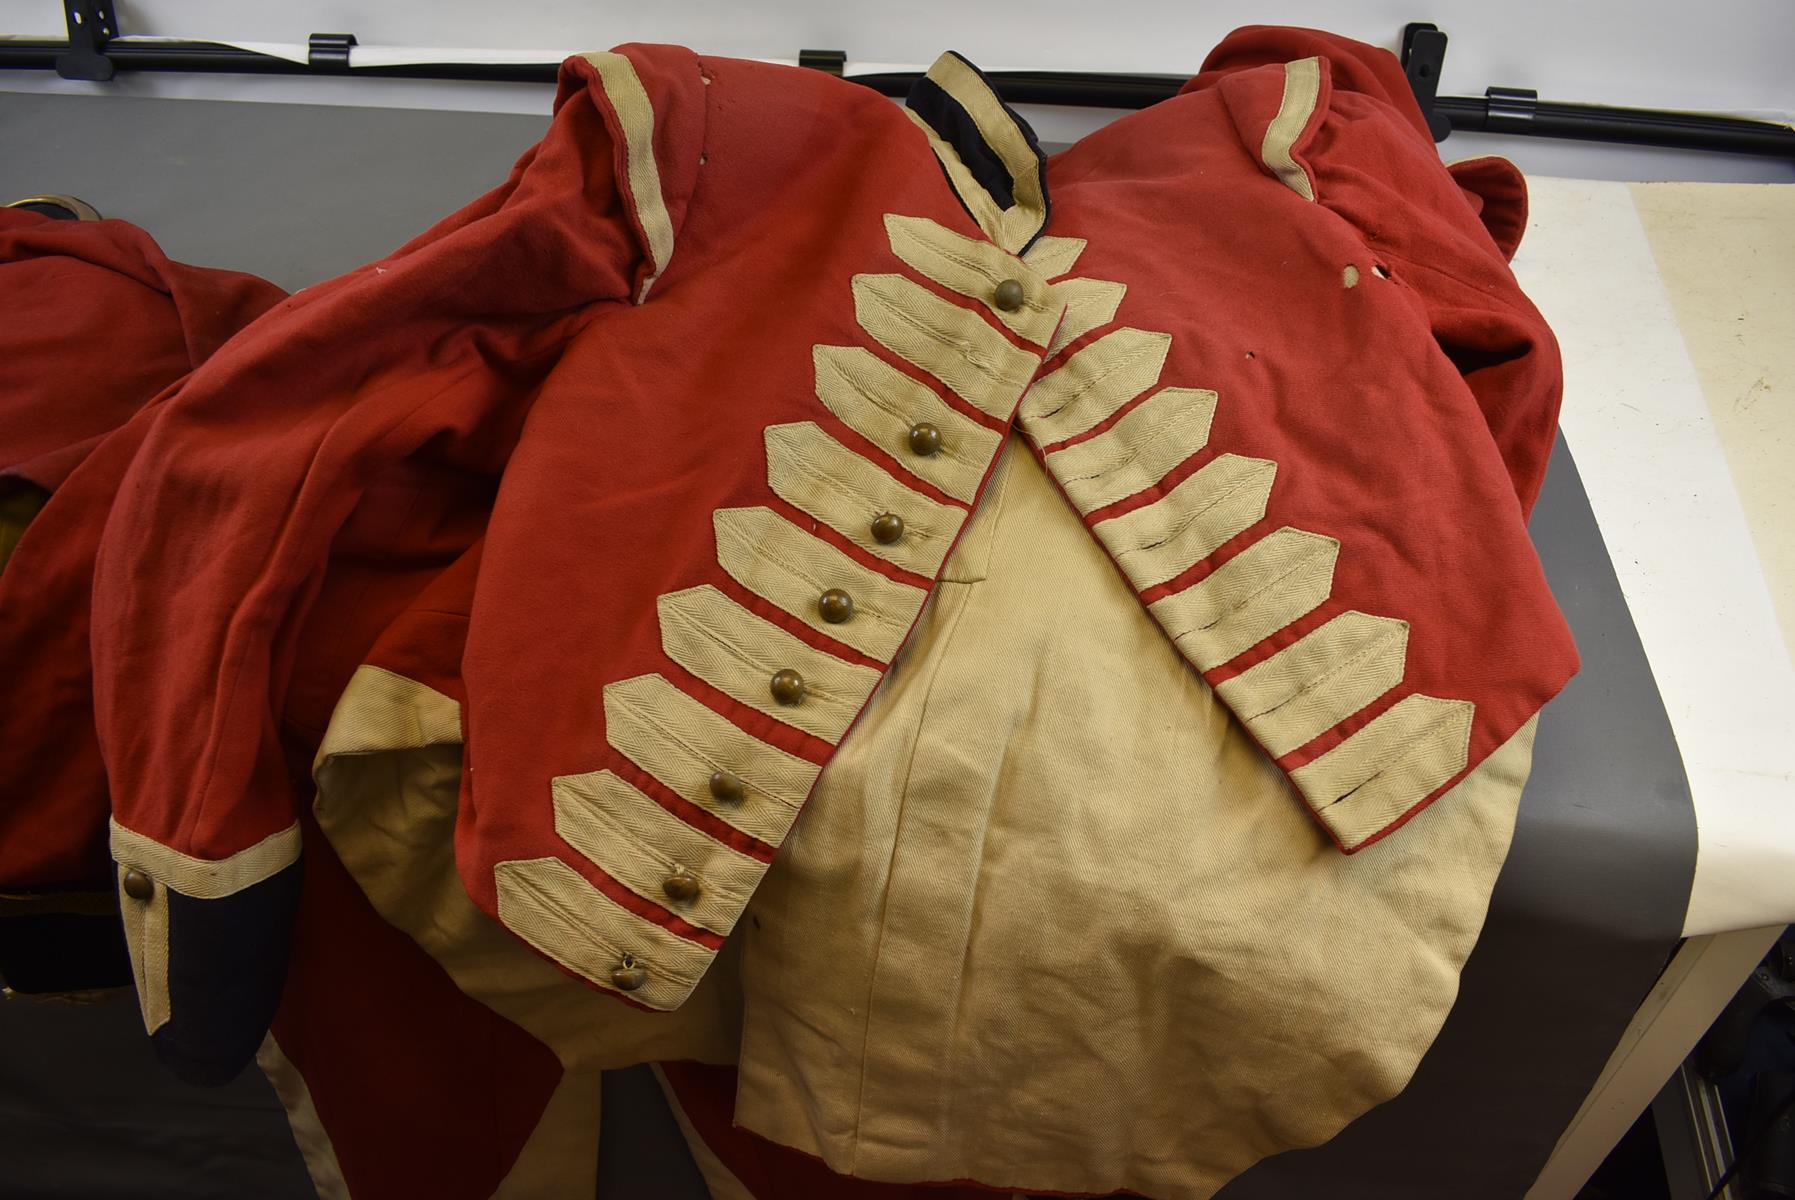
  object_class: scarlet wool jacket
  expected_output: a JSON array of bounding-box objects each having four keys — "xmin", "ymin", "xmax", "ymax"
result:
[{"xmin": 82, "ymin": 25, "xmax": 1574, "ymax": 1086}]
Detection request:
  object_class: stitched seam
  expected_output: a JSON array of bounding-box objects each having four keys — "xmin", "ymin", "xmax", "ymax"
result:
[
  {"xmin": 831, "ymin": 359, "xmax": 989, "ymax": 471},
  {"xmin": 846, "ymin": 582, "xmax": 977, "ymax": 1165},
  {"xmin": 1058, "ymin": 404, "xmax": 1200, "ymax": 486},
  {"xmin": 1116, "ymin": 464, "xmax": 1266, "ymax": 555},
  {"xmin": 869, "ymin": 280, "xmax": 1009, "ymax": 382},
  {"xmin": 182, "ymin": 345, "xmax": 517, "ymax": 849},
  {"xmin": 1199, "ymin": 540, "xmax": 1330, "ymax": 629},
  {"xmin": 621, "ymin": 700, "xmax": 802, "ymax": 813},
  {"xmin": 501, "ymin": 865, "xmax": 706, "ymax": 987},
  {"xmin": 726, "ymin": 526, "xmax": 907, "ymax": 631},
  {"xmin": 1063, "ymin": 431, "xmax": 1151, "ymax": 485},
  {"xmin": 664, "ymin": 603, "xmax": 859, "ymax": 710},
  {"xmin": 1244, "ymin": 624, "xmax": 1404, "ymax": 720},
  {"xmin": 1033, "ymin": 337, "xmax": 1160, "ymax": 419},
  {"xmin": 1317, "ymin": 703, "xmax": 1469, "ymax": 810},
  {"xmin": 782, "ymin": 443, "xmax": 948, "ymax": 548},
  {"xmin": 1171, "ymin": 535, "xmax": 1334, "ymax": 636},
  {"xmin": 911, "ymin": 238, "xmax": 1000, "ymax": 287},
  {"xmin": 559, "ymin": 791, "xmax": 753, "ymax": 909}
]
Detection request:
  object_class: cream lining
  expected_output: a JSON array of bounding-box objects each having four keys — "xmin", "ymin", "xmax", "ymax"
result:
[
  {"xmin": 312, "ymin": 663, "xmax": 461, "ymax": 762},
  {"xmin": 726, "ymin": 437, "xmax": 1538, "ymax": 1192},
  {"xmin": 313, "ymin": 664, "xmax": 738, "ymax": 1110},
  {"xmin": 653, "ymin": 1066, "xmax": 758, "ymax": 1200},
  {"xmin": 257, "ymin": 1035, "xmax": 350, "ymax": 1200}
]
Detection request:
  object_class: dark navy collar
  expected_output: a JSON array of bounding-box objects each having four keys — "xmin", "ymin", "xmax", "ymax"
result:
[{"xmin": 906, "ymin": 52, "xmax": 1051, "ymax": 253}]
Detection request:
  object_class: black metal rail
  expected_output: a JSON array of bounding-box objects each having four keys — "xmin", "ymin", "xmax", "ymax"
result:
[{"xmin": 2, "ymin": 28, "xmax": 1790, "ymax": 160}]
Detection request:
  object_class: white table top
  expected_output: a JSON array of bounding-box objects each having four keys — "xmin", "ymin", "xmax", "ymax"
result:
[{"xmin": 1515, "ymin": 177, "xmax": 1795, "ymax": 937}]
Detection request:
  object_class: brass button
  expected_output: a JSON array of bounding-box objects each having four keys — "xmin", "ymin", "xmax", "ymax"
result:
[
  {"xmin": 870, "ymin": 512, "xmax": 905, "ymax": 544},
  {"xmin": 818, "ymin": 588, "xmax": 854, "ymax": 624},
  {"xmin": 709, "ymin": 770, "xmax": 746, "ymax": 803},
  {"xmin": 770, "ymin": 668, "xmax": 806, "ymax": 706},
  {"xmin": 121, "ymin": 869, "xmax": 154, "ymax": 901},
  {"xmin": 994, "ymin": 278, "xmax": 1026, "ymax": 312},
  {"xmin": 906, "ymin": 422, "xmax": 942, "ymax": 457},
  {"xmin": 611, "ymin": 959, "xmax": 647, "ymax": 992},
  {"xmin": 662, "ymin": 869, "xmax": 701, "ymax": 903}
]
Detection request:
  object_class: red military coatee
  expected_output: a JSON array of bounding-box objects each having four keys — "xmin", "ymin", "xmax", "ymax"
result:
[{"xmin": 88, "ymin": 25, "xmax": 1575, "ymax": 1082}]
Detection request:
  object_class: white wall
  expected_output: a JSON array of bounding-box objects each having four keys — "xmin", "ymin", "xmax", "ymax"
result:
[{"xmin": 3, "ymin": 0, "xmax": 1792, "ymax": 181}]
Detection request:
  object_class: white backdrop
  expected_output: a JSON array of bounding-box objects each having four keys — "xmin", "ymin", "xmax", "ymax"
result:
[{"xmin": 3, "ymin": 1, "xmax": 1793, "ymax": 181}]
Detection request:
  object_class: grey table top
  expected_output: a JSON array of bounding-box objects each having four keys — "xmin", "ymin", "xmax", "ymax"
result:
[{"xmin": 0, "ymin": 86, "xmax": 1696, "ymax": 1200}]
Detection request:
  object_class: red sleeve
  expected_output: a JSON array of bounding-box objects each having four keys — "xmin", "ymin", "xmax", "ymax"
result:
[
  {"xmin": 0, "ymin": 214, "xmax": 283, "ymax": 896},
  {"xmin": 92, "ymin": 51, "xmax": 695, "ymax": 869},
  {"xmin": 85, "ymin": 47, "xmax": 706, "ymax": 1084},
  {"xmin": 0, "ymin": 209, "xmax": 283, "ymax": 489}
]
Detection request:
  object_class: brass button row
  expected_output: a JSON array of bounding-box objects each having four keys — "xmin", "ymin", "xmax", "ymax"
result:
[
  {"xmin": 615, "ymin": 761, "xmax": 740, "ymax": 989},
  {"xmin": 608, "ymin": 279, "xmax": 1032, "ymax": 1003},
  {"xmin": 878, "ymin": 276, "xmax": 1026, "ymax": 546},
  {"xmin": 616, "ymin": 281, "xmax": 1036, "ymax": 999}
]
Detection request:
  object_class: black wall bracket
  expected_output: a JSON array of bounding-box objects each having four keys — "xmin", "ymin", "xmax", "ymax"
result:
[
  {"xmin": 1401, "ymin": 22, "xmax": 1452, "ymax": 143},
  {"xmin": 54, "ymin": 0, "xmax": 116, "ymax": 81}
]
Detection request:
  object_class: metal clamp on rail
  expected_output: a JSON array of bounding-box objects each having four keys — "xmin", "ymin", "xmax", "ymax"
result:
[
  {"xmin": 799, "ymin": 49, "xmax": 846, "ymax": 77},
  {"xmin": 308, "ymin": 33, "xmax": 358, "ymax": 73},
  {"xmin": 1485, "ymin": 86, "xmax": 1540, "ymax": 133}
]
